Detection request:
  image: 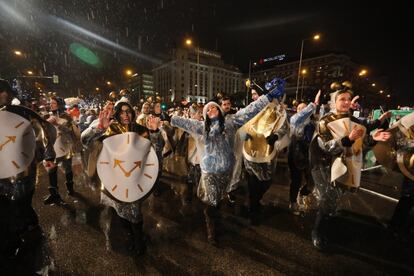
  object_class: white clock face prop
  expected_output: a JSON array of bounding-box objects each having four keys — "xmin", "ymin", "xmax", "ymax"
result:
[
  {"xmin": 0, "ymin": 111, "xmax": 36, "ymax": 179},
  {"xmin": 53, "ymin": 124, "xmax": 71, "ymax": 158},
  {"xmin": 97, "ymin": 132, "xmax": 159, "ymax": 203}
]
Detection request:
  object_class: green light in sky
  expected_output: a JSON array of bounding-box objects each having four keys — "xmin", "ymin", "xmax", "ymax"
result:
[{"xmin": 69, "ymin": 42, "xmax": 102, "ymax": 68}]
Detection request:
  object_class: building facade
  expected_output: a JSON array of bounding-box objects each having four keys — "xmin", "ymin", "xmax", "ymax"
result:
[
  {"xmin": 126, "ymin": 73, "xmax": 154, "ymax": 104},
  {"xmin": 251, "ymin": 53, "xmax": 390, "ymax": 108},
  {"xmin": 153, "ymin": 47, "xmax": 244, "ymax": 104}
]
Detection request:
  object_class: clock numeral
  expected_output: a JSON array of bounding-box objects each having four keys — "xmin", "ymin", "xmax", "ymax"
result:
[
  {"xmin": 111, "ymin": 185, "xmax": 118, "ymax": 191},
  {"xmin": 144, "ymin": 173, "xmax": 152, "ymax": 179},
  {"xmin": 14, "ymin": 122, "xmax": 24, "ymax": 128},
  {"xmin": 12, "ymin": 160, "xmax": 20, "ymax": 169},
  {"xmin": 137, "ymin": 184, "xmax": 143, "ymax": 192}
]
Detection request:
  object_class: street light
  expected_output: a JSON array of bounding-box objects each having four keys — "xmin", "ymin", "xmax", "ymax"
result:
[
  {"xmin": 106, "ymin": 81, "xmax": 111, "ymax": 85},
  {"xmin": 125, "ymin": 69, "xmax": 133, "ymax": 76},
  {"xmin": 358, "ymin": 69, "xmax": 367, "ymax": 76},
  {"xmin": 27, "ymin": 70, "xmax": 33, "ymax": 75},
  {"xmin": 14, "ymin": 50, "xmax": 22, "ymax": 56},
  {"xmin": 300, "ymin": 69, "xmax": 307, "ymax": 100},
  {"xmin": 295, "ymin": 33, "xmax": 321, "ymax": 101}
]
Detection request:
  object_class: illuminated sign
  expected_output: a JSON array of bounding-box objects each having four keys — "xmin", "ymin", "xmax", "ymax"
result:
[
  {"xmin": 196, "ymin": 48, "xmax": 221, "ymax": 59},
  {"xmin": 258, "ymin": 54, "xmax": 286, "ymax": 64}
]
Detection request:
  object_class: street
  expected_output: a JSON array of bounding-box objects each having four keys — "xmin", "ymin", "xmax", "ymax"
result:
[{"xmin": 29, "ymin": 156, "xmax": 413, "ymax": 275}]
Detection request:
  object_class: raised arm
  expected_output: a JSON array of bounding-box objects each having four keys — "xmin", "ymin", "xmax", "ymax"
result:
[
  {"xmin": 232, "ymin": 95, "xmax": 270, "ymax": 128},
  {"xmin": 290, "ymin": 103, "xmax": 316, "ymax": 130},
  {"xmin": 170, "ymin": 115, "xmax": 204, "ymax": 136},
  {"xmin": 233, "ymin": 77, "xmax": 286, "ymax": 128}
]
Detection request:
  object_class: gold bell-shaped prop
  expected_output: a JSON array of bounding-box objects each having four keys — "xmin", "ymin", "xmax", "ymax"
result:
[
  {"xmin": 109, "ymin": 91, "xmax": 117, "ymax": 99},
  {"xmin": 119, "ymin": 89, "xmax": 128, "ymax": 97}
]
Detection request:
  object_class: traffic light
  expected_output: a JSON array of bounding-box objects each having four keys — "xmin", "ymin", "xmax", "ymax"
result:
[
  {"xmin": 52, "ymin": 74, "xmax": 59, "ymax": 84},
  {"xmin": 161, "ymin": 103, "xmax": 167, "ymax": 110}
]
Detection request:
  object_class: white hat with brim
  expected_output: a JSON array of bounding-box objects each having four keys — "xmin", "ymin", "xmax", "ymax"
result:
[{"xmin": 202, "ymin": 101, "xmax": 224, "ymax": 119}]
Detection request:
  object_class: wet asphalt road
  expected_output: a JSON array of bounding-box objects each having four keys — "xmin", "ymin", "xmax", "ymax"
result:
[{"xmin": 28, "ymin": 158, "xmax": 414, "ymax": 275}]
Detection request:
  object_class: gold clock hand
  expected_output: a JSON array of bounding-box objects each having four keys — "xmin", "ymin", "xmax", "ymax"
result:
[
  {"xmin": 113, "ymin": 159, "xmax": 129, "ymax": 176},
  {"xmin": 0, "ymin": 136, "xmax": 16, "ymax": 151},
  {"xmin": 124, "ymin": 161, "xmax": 142, "ymax": 177}
]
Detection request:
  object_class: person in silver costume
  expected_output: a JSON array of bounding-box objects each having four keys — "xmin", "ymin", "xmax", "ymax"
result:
[
  {"xmin": 242, "ymin": 83, "xmax": 289, "ymax": 225},
  {"xmin": 81, "ymin": 101, "xmax": 161, "ymax": 256},
  {"xmin": 170, "ymin": 78, "xmax": 286, "ymax": 245},
  {"xmin": 288, "ymin": 91, "xmax": 321, "ymax": 215},
  {"xmin": 310, "ymin": 87, "xmax": 391, "ymax": 250},
  {"xmin": 0, "ymin": 79, "xmax": 56, "ymax": 273}
]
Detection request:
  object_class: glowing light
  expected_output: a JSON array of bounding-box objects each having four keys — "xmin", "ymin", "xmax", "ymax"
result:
[
  {"xmin": 69, "ymin": 42, "xmax": 102, "ymax": 68},
  {"xmin": 359, "ymin": 69, "xmax": 367, "ymax": 76},
  {"xmin": 14, "ymin": 50, "xmax": 22, "ymax": 56},
  {"xmin": 185, "ymin": 39, "xmax": 192, "ymax": 46},
  {"xmin": 27, "ymin": 70, "xmax": 33, "ymax": 75},
  {"xmin": 53, "ymin": 16, "xmax": 161, "ymax": 64},
  {"xmin": 313, "ymin": 34, "xmax": 321, "ymax": 40}
]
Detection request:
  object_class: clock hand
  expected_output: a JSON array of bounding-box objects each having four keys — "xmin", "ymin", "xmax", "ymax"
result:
[
  {"xmin": 113, "ymin": 159, "xmax": 129, "ymax": 177},
  {"xmin": 0, "ymin": 136, "xmax": 16, "ymax": 151},
  {"xmin": 124, "ymin": 161, "xmax": 142, "ymax": 177}
]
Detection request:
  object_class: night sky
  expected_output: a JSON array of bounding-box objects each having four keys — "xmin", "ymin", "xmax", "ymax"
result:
[{"xmin": 0, "ymin": 0, "xmax": 412, "ymax": 104}]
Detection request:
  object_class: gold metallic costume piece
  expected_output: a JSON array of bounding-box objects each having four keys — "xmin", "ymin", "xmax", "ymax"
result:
[
  {"xmin": 374, "ymin": 112, "xmax": 414, "ymax": 181},
  {"xmin": 319, "ymin": 113, "xmax": 366, "ymax": 187},
  {"xmin": 242, "ymin": 100, "xmax": 287, "ymax": 163},
  {"xmin": 372, "ymin": 125, "xmax": 398, "ymax": 170},
  {"xmin": 136, "ymin": 114, "xmax": 149, "ymax": 127}
]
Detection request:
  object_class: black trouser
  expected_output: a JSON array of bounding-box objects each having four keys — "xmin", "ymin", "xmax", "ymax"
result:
[
  {"xmin": 247, "ymin": 173, "xmax": 271, "ymax": 213},
  {"xmin": 288, "ymin": 154, "xmax": 313, "ymax": 203},
  {"xmin": 48, "ymin": 157, "xmax": 73, "ymax": 195},
  {"xmin": 120, "ymin": 217, "xmax": 145, "ymax": 252},
  {"xmin": 186, "ymin": 164, "xmax": 201, "ymax": 202},
  {"xmin": 203, "ymin": 204, "xmax": 218, "ymax": 242},
  {"xmin": 389, "ymin": 176, "xmax": 414, "ymax": 230},
  {"xmin": 0, "ymin": 191, "xmax": 43, "ymax": 272}
]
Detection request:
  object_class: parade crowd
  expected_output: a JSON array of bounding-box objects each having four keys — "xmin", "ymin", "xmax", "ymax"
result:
[{"xmin": 1, "ymin": 77, "xmax": 413, "ymax": 273}]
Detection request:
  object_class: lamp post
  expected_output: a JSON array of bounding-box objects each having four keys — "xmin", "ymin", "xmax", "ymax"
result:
[
  {"xmin": 295, "ymin": 34, "xmax": 320, "ymax": 101},
  {"xmin": 300, "ymin": 69, "xmax": 307, "ymax": 101},
  {"xmin": 185, "ymin": 38, "xmax": 200, "ymax": 98}
]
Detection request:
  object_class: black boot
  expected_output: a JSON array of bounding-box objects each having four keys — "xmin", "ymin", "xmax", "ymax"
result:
[
  {"xmin": 130, "ymin": 221, "xmax": 146, "ymax": 255},
  {"xmin": 65, "ymin": 172, "xmax": 75, "ymax": 195},
  {"xmin": 44, "ymin": 170, "xmax": 63, "ymax": 205},
  {"xmin": 43, "ymin": 188, "xmax": 63, "ymax": 205},
  {"xmin": 204, "ymin": 206, "xmax": 217, "ymax": 245},
  {"xmin": 312, "ymin": 210, "xmax": 327, "ymax": 250}
]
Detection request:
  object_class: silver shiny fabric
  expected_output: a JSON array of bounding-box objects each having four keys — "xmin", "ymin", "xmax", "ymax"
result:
[
  {"xmin": 101, "ymin": 192, "xmax": 142, "ymax": 223},
  {"xmin": 197, "ymin": 172, "xmax": 230, "ymax": 207},
  {"xmin": 243, "ymin": 159, "xmax": 274, "ymax": 181}
]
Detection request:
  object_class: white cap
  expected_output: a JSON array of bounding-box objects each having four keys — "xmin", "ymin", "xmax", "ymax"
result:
[
  {"xmin": 115, "ymin": 96, "xmax": 130, "ymax": 106},
  {"xmin": 202, "ymin": 101, "xmax": 224, "ymax": 119}
]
